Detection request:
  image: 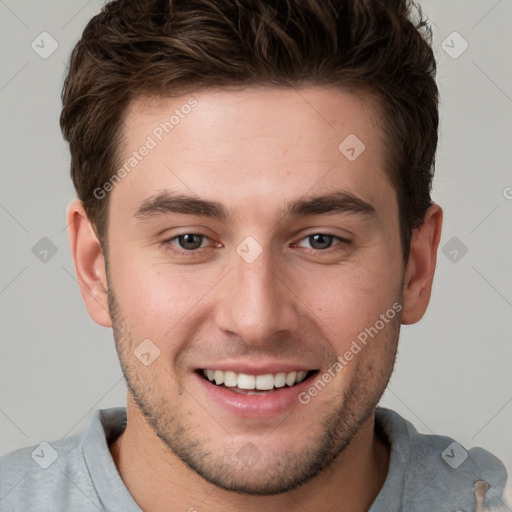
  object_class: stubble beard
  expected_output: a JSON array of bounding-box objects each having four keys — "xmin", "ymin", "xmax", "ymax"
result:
[{"xmin": 107, "ymin": 284, "xmax": 401, "ymax": 496}]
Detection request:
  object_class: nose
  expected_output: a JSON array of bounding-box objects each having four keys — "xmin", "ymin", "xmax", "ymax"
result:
[{"xmin": 214, "ymin": 244, "xmax": 301, "ymax": 347}]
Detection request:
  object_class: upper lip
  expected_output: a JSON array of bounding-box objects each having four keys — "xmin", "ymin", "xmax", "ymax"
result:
[{"xmin": 196, "ymin": 362, "xmax": 319, "ymax": 374}]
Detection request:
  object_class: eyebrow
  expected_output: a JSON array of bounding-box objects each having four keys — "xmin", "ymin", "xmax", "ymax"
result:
[{"xmin": 133, "ymin": 190, "xmax": 376, "ymax": 222}]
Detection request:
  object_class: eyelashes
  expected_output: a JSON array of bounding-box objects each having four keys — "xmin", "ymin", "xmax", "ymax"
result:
[
  {"xmin": 293, "ymin": 233, "xmax": 351, "ymax": 251},
  {"xmin": 162, "ymin": 232, "xmax": 351, "ymax": 257}
]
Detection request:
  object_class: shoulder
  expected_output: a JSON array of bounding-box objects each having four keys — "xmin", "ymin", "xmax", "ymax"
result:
[
  {"xmin": 375, "ymin": 407, "xmax": 508, "ymax": 511},
  {"xmin": 0, "ymin": 415, "xmax": 107, "ymax": 511}
]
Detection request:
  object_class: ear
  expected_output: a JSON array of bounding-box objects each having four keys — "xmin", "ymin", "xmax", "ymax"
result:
[
  {"xmin": 401, "ymin": 204, "xmax": 443, "ymax": 325},
  {"xmin": 67, "ymin": 199, "xmax": 112, "ymax": 327}
]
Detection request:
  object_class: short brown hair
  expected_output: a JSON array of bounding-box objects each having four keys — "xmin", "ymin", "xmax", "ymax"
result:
[{"xmin": 60, "ymin": 0, "xmax": 438, "ymax": 261}]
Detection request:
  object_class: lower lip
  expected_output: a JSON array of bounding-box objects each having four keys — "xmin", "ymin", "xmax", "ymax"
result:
[{"xmin": 193, "ymin": 371, "xmax": 318, "ymax": 418}]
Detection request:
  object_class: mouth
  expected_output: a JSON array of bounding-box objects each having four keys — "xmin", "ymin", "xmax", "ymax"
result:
[{"xmin": 197, "ymin": 368, "xmax": 319, "ymax": 395}]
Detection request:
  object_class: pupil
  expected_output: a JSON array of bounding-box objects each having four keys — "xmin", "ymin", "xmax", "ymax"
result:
[
  {"xmin": 311, "ymin": 234, "xmax": 332, "ymax": 249},
  {"xmin": 180, "ymin": 234, "xmax": 202, "ymax": 250}
]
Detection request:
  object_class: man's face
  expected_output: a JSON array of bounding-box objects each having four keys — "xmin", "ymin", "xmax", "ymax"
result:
[{"xmin": 106, "ymin": 86, "xmax": 404, "ymax": 494}]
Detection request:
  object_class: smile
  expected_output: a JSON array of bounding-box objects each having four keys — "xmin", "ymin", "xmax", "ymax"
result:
[{"xmin": 200, "ymin": 369, "xmax": 317, "ymax": 394}]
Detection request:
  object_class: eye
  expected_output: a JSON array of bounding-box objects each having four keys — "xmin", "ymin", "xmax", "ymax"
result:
[
  {"xmin": 164, "ymin": 233, "xmax": 214, "ymax": 253},
  {"xmin": 294, "ymin": 233, "xmax": 349, "ymax": 251},
  {"xmin": 162, "ymin": 232, "xmax": 350, "ymax": 257}
]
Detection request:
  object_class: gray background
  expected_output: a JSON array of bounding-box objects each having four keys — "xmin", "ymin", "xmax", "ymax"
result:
[{"xmin": 1, "ymin": 0, "xmax": 511, "ymax": 501}]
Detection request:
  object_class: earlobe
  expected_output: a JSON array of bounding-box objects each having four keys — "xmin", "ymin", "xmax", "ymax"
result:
[
  {"xmin": 67, "ymin": 199, "xmax": 112, "ymax": 327},
  {"xmin": 401, "ymin": 204, "xmax": 443, "ymax": 325}
]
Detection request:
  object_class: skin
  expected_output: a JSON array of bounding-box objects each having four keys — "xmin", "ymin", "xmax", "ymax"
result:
[{"xmin": 68, "ymin": 86, "xmax": 442, "ymax": 512}]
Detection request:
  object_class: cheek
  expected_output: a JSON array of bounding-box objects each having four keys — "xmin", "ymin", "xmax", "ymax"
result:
[
  {"xmin": 295, "ymin": 257, "xmax": 402, "ymax": 345},
  {"xmin": 107, "ymin": 249, "xmax": 221, "ymax": 347}
]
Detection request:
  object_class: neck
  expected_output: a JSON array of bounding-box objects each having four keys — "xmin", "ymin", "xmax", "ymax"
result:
[{"xmin": 109, "ymin": 399, "xmax": 389, "ymax": 512}]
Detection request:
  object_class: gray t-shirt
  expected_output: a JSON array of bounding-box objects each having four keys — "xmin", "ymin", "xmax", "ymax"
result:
[{"xmin": 0, "ymin": 407, "xmax": 508, "ymax": 511}]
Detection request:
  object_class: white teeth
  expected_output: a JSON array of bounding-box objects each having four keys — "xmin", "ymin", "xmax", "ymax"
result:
[
  {"xmin": 285, "ymin": 371, "xmax": 297, "ymax": 387},
  {"xmin": 214, "ymin": 370, "xmax": 224, "ymax": 385},
  {"xmin": 237, "ymin": 373, "xmax": 255, "ymax": 389},
  {"xmin": 273, "ymin": 372, "xmax": 286, "ymax": 388},
  {"xmin": 202, "ymin": 369, "xmax": 311, "ymax": 390},
  {"xmin": 224, "ymin": 371, "xmax": 237, "ymax": 387},
  {"xmin": 256, "ymin": 374, "xmax": 274, "ymax": 390},
  {"xmin": 296, "ymin": 370, "xmax": 307, "ymax": 383}
]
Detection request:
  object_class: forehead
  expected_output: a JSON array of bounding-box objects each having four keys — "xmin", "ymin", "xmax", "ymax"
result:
[{"xmin": 111, "ymin": 86, "xmax": 394, "ymax": 223}]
